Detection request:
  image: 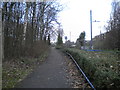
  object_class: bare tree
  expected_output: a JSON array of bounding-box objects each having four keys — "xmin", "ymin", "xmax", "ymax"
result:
[{"xmin": 2, "ymin": 1, "xmax": 63, "ymax": 59}]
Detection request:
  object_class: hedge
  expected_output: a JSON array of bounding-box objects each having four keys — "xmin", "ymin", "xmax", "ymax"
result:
[{"xmin": 63, "ymin": 48, "xmax": 120, "ymax": 88}]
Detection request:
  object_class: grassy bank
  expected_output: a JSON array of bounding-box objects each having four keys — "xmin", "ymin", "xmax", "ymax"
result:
[
  {"xmin": 2, "ymin": 50, "xmax": 49, "ymax": 88},
  {"xmin": 61, "ymin": 48, "xmax": 120, "ymax": 88}
]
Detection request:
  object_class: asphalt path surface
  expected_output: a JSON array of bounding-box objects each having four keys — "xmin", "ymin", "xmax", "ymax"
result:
[{"xmin": 16, "ymin": 47, "xmax": 71, "ymax": 88}]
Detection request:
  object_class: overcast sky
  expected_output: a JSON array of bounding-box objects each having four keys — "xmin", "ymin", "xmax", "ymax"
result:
[{"xmin": 57, "ymin": 0, "xmax": 112, "ymax": 42}]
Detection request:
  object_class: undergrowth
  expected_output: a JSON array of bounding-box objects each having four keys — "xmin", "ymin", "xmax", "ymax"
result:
[{"xmin": 2, "ymin": 48, "xmax": 49, "ymax": 88}]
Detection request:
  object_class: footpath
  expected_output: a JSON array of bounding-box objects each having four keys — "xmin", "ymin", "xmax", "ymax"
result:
[{"xmin": 16, "ymin": 47, "xmax": 71, "ymax": 88}]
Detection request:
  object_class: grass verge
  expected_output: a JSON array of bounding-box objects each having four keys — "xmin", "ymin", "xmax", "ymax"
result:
[{"xmin": 2, "ymin": 50, "xmax": 49, "ymax": 88}]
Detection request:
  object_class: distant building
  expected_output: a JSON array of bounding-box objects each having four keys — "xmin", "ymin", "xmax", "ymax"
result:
[
  {"xmin": 93, "ymin": 33, "xmax": 107, "ymax": 42},
  {"xmin": 92, "ymin": 32, "xmax": 109, "ymax": 49}
]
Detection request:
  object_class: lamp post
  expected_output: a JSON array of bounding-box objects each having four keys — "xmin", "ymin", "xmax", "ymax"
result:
[
  {"xmin": 90, "ymin": 10, "xmax": 100, "ymax": 49},
  {"xmin": 90, "ymin": 10, "xmax": 93, "ymax": 49}
]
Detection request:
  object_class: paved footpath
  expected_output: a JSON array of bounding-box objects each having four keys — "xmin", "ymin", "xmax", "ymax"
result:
[{"xmin": 16, "ymin": 47, "xmax": 71, "ymax": 88}]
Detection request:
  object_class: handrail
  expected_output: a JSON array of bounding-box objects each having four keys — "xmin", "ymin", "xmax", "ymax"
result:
[{"xmin": 66, "ymin": 52, "xmax": 96, "ymax": 90}]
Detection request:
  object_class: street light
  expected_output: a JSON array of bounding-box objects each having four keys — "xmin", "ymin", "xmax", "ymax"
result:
[
  {"xmin": 90, "ymin": 10, "xmax": 93, "ymax": 49},
  {"xmin": 90, "ymin": 10, "xmax": 100, "ymax": 49}
]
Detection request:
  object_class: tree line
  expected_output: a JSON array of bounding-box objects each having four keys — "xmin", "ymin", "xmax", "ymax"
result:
[{"xmin": 2, "ymin": 1, "xmax": 62, "ymax": 59}]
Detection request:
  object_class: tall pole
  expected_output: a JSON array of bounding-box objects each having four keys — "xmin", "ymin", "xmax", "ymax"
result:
[
  {"xmin": 90, "ymin": 10, "xmax": 93, "ymax": 49},
  {"xmin": 70, "ymin": 31, "xmax": 71, "ymax": 41}
]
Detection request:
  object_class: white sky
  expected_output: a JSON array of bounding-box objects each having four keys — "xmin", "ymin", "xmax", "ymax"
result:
[{"xmin": 57, "ymin": 0, "xmax": 112, "ymax": 42}]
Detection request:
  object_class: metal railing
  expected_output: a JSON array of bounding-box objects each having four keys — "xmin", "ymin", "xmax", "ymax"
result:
[{"xmin": 66, "ymin": 52, "xmax": 96, "ymax": 90}]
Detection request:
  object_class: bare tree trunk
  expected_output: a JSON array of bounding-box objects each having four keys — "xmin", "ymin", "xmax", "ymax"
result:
[
  {"xmin": 23, "ymin": 3, "xmax": 29, "ymax": 46},
  {"xmin": 0, "ymin": 8, "xmax": 3, "ymax": 60}
]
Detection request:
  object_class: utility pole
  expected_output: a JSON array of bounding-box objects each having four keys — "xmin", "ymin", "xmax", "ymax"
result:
[
  {"xmin": 90, "ymin": 10, "xmax": 93, "ymax": 49},
  {"xmin": 90, "ymin": 10, "xmax": 101, "ymax": 49},
  {"xmin": 70, "ymin": 31, "xmax": 71, "ymax": 41}
]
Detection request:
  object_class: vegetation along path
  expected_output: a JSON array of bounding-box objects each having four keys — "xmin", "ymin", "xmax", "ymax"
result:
[{"xmin": 16, "ymin": 47, "xmax": 72, "ymax": 88}]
